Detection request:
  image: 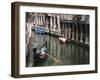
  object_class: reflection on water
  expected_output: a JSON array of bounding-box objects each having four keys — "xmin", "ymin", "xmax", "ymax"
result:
[{"xmin": 26, "ymin": 31, "xmax": 89, "ymax": 67}]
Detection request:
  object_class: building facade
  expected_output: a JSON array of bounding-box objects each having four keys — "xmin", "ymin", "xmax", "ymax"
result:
[{"xmin": 26, "ymin": 12, "xmax": 89, "ymax": 45}]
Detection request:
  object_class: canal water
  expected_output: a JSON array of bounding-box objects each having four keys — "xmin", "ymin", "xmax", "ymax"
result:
[{"xmin": 26, "ymin": 31, "xmax": 89, "ymax": 67}]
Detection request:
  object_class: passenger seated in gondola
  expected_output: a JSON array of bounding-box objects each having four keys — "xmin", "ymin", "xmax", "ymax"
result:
[
  {"xmin": 33, "ymin": 47, "xmax": 47, "ymax": 66},
  {"xmin": 33, "ymin": 47, "xmax": 47, "ymax": 59}
]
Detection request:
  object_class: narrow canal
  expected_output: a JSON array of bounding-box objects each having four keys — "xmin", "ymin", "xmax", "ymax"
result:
[{"xmin": 26, "ymin": 31, "xmax": 89, "ymax": 67}]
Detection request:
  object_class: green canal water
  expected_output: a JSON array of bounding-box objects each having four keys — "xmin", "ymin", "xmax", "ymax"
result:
[{"xmin": 26, "ymin": 31, "xmax": 89, "ymax": 67}]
